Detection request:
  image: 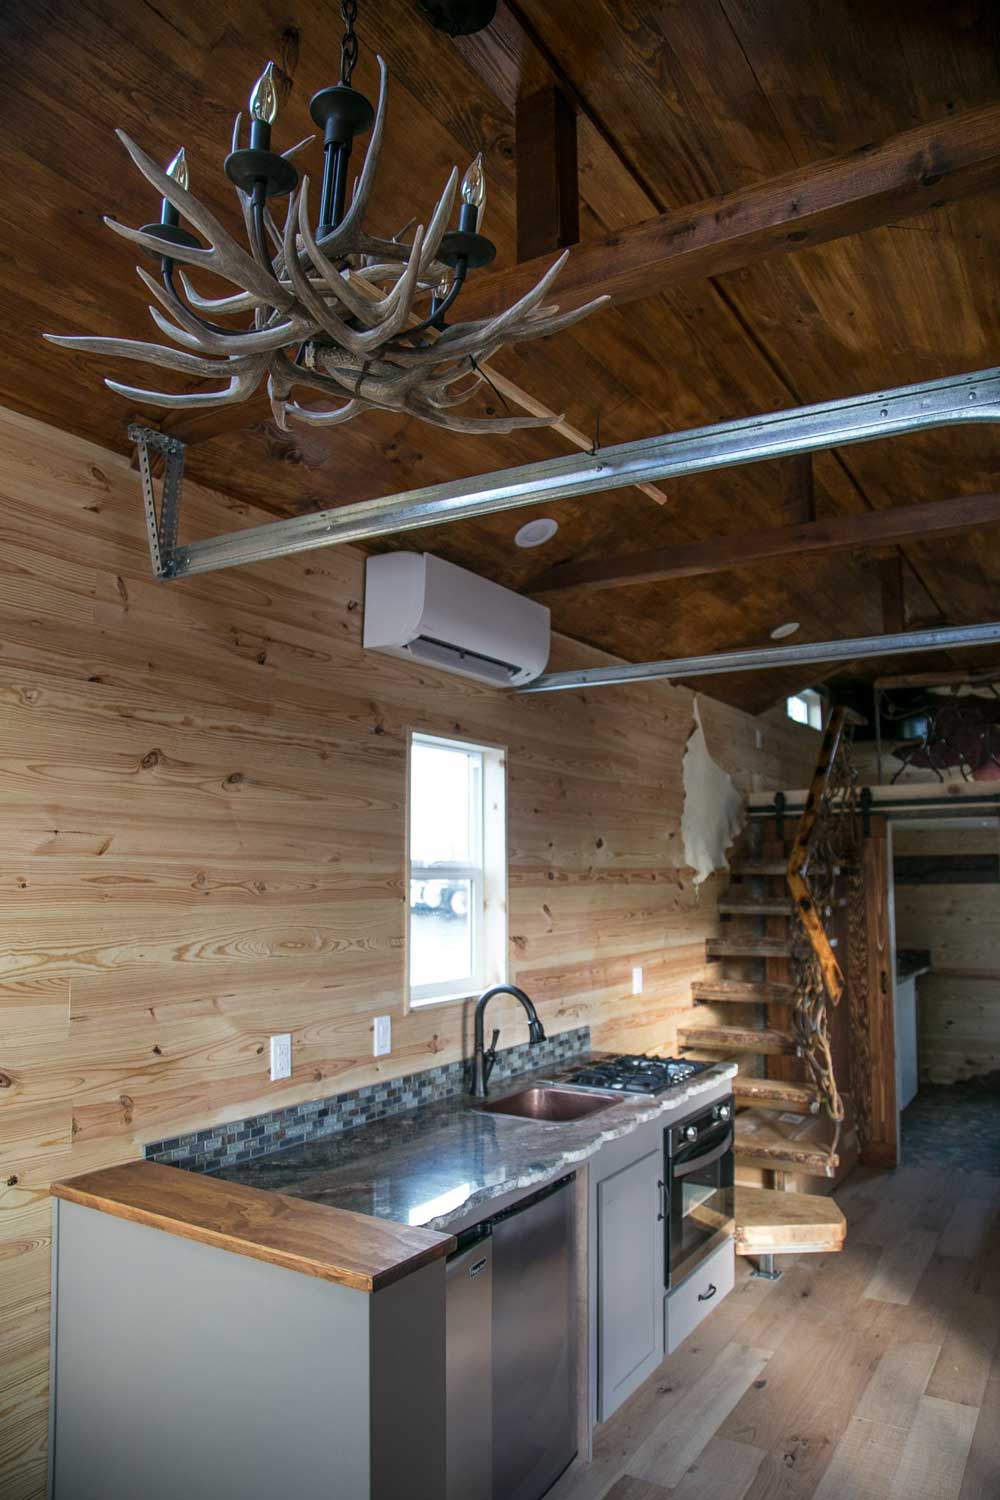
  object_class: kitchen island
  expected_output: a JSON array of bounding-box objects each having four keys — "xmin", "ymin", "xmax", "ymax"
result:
[{"xmin": 48, "ymin": 1053, "xmax": 737, "ymax": 1500}]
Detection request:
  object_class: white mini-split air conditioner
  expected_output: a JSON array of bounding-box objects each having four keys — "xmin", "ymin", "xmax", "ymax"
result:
[{"xmin": 363, "ymin": 551, "xmax": 551, "ymax": 687}]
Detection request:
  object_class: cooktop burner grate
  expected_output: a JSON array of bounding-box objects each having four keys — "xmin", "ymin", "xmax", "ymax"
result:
[{"xmin": 565, "ymin": 1054, "xmax": 711, "ymax": 1095}]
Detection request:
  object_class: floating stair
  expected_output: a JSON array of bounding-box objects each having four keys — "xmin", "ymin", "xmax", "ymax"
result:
[
  {"xmin": 735, "ymin": 1111, "xmax": 838, "ymax": 1178},
  {"xmin": 733, "ymin": 1077, "xmax": 819, "ymax": 1113},
  {"xmin": 705, "ymin": 935, "xmax": 792, "ymax": 959},
  {"xmin": 717, "ymin": 896, "xmax": 792, "ymax": 916},
  {"xmin": 678, "ymin": 1024, "xmax": 796, "ymax": 1056},
  {"xmin": 692, "ymin": 978, "xmax": 796, "ymax": 1006},
  {"xmin": 735, "ymin": 1186, "xmax": 846, "ymax": 1258}
]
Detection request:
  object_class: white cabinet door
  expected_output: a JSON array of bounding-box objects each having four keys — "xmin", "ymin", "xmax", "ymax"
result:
[{"xmin": 597, "ymin": 1147, "xmax": 663, "ymax": 1419}]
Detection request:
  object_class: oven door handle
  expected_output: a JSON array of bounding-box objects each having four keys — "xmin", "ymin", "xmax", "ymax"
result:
[{"xmin": 672, "ymin": 1129, "xmax": 734, "ymax": 1178}]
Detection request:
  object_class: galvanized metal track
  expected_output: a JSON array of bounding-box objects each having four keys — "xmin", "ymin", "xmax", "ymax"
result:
[
  {"xmin": 517, "ymin": 620, "xmax": 1000, "ymax": 693},
  {"xmin": 155, "ymin": 366, "xmax": 1000, "ymax": 579}
]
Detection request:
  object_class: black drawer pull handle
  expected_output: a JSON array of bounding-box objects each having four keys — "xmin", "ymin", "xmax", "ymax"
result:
[
  {"xmin": 656, "ymin": 1179, "xmax": 666, "ymax": 1222},
  {"xmin": 697, "ymin": 1283, "xmax": 717, "ymax": 1302}
]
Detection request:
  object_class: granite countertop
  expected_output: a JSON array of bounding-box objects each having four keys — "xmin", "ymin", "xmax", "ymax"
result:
[
  {"xmin": 896, "ymin": 947, "xmax": 932, "ymax": 981},
  {"xmin": 214, "ymin": 1057, "xmax": 737, "ymax": 1233}
]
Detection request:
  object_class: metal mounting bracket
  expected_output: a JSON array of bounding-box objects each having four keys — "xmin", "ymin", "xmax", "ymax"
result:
[
  {"xmin": 750, "ymin": 1254, "xmax": 783, "ymax": 1281},
  {"xmin": 129, "ymin": 424, "xmax": 186, "ymax": 579}
]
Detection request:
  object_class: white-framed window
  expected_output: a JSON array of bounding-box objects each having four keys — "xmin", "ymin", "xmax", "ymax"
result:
[
  {"xmin": 406, "ymin": 731, "xmax": 507, "ymax": 1008},
  {"xmin": 786, "ymin": 689, "xmax": 825, "ymax": 730}
]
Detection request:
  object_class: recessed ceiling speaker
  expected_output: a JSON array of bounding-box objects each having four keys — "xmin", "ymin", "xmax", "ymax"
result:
[{"xmin": 417, "ymin": 0, "xmax": 497, "ymax": 35}]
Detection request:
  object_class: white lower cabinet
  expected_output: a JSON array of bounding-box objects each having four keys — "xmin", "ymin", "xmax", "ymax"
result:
[
  {"xmin": 664, "ymin": 1237, "xmax": 735, "ymax": 1354},
  {"xmin": 596, "ymin": 1147, "xmax": 663, "ymax": 1419}
]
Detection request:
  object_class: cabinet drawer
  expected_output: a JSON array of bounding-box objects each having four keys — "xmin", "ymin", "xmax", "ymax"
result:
[{"xmin": 664, "ymin": 1238, "xmax": 734, "ymax": 1354}]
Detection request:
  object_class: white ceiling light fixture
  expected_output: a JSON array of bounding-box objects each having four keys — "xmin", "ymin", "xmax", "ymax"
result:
[
  {"xmin": 514, "ymin": 518, "xmax": 559, "ymax": 548},
  {"xmin": 770, "ymin": 621, "xmax": 801, "ymax": 640}
]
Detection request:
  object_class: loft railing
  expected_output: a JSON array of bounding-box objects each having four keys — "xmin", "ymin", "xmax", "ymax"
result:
[{"xmin": 785, "ymin": 706, "xmax": 862, "ymax": 1161}]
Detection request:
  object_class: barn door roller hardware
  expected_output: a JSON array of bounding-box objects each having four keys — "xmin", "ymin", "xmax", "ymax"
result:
[
  {"xmin": 131, "ymin": 365, "xmax": 1000, "ymax": 580},
  {"xmin": 516, "ymin": 620, "xmax": 1000, "ymax": 694}
]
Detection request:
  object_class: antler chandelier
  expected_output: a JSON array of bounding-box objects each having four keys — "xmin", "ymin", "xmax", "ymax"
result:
[{"xmin": 45, "ymin": 3, "xmax": 607, "ymax": 437}]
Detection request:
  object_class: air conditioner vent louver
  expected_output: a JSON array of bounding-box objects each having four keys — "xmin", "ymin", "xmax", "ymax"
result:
[{"xmin": 363, "ymin": 552, "xmax": 550, "ymax": 688}]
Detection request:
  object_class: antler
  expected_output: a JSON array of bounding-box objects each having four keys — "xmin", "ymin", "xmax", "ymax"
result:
[{"xmin": 43, "ymin": 53, "xmax": 608, "ymax": 435}]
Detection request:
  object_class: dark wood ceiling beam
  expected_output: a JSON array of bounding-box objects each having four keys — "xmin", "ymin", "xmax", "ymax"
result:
[
  {"xmin": 461, "ymin": 101, "xmax": 1000, "ymax": 321},
  {"xmin": 529, "ymin": 491, "xmax": 1000, "ymax": 596},
  {"xmin": 880, "ymin": 555, "xmax": 907, "ymax": 635},
  {"xmin": 515, "ymin": 85, "xmax": 580, "ymax": 261}
]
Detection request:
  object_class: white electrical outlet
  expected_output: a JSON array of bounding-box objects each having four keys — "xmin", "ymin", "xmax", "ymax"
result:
[
  {"xmin": 373, "ymin": 1015, "xmax": 392, "ymax": 1057},
  {"xmin": 631, "ymin": 965, "xmax": 644, "ymax": 995},
  {"xmin": 269, "ymin": 1033, "xmax": 292, "ymax": 1082}
]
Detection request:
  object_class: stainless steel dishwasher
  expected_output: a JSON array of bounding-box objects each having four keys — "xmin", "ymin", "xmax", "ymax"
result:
[{"xmin": 446, "ymin": 1174, "xmax": 577, "ymax": 1500}]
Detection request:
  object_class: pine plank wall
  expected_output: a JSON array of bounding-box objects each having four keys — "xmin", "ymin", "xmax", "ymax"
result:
[{"xmin": 0, "ymin": 406, "xmax": 818, "ymax": 1497}]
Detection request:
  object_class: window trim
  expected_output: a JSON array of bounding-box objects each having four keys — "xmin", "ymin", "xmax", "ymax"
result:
[{"xmin": 405, "ymin": 730, "xmax": 508, "ymax": 1010}]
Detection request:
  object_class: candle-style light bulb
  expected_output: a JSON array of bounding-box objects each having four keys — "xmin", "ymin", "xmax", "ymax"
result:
[
  {"xmin": 159, "ymin": 147, "xmax": 189, "ymax": 230},
  {"xmin": 461, "ymin": 152, "xmax": 486, "ymax": 212},
  {"xmin": 165, "ymin": 147, "xmax": 189, "ymax": 192},
  {"xmin": 249, "ymin": 61, "xmax": 279, "ymax": 126},
  {"xmin": 435, "ymin": 275, "xmax": 451, "ymax": 299}
]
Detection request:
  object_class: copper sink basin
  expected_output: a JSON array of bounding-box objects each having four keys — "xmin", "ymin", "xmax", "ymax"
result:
[{"xmin": 476, "ymin": 1085, "xmax": 621, "ymax": 1123}]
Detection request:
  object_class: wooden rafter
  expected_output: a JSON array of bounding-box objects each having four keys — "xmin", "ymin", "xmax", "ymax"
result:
[
  {"xmin": 459, "ymin": 101, "xmax": 1000, "ymax": 321},
  {"xmin": 529, "ymin": 490, "xmax": 1000, "ymax": 595}
]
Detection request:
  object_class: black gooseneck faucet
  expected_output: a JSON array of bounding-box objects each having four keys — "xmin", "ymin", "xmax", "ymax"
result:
[{"xmin": 470, "ymin": 985, "xmax": 546, "ymax": 1098}]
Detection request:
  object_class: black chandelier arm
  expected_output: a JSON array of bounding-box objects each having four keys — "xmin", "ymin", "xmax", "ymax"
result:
[
  {"xmin": 159, "ymin": 262, "xmax": 266, "ymax": 340},
  {"xmin": 386, "ymin": 257, "xmax": 468, "ymax": 349}
]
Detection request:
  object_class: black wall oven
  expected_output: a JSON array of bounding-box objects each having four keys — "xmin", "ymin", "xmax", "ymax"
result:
[{"xmin": 664, "ymin": 1096, "xmax": 735, "ymax": 1289}]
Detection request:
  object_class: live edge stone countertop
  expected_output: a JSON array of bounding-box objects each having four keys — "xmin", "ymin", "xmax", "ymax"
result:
[
  {"xmin": 51, "ymin": 1056, "xmax": 736, "ymax": 1290},
  {"xmin": 213, "ymin": 1056, "xmax": 738, "ymax": 1233}
]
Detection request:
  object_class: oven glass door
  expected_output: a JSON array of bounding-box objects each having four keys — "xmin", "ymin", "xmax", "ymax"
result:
[{"xmin": 669, "ymin": 1121, "xmax": 735, "ymax": 1286}]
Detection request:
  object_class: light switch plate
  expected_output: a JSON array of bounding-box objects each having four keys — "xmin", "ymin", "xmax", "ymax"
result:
[
  {"xmin": 269, "ymin": 1033, "xmax": 292, "ymax": 1082},
  {"xmin": 631, "ymin": 965, "xmax": 644, "ymax": 995},
  {"xmin": 374, "ymin": 1015, "xmax": 392, "ymax": 1057}
]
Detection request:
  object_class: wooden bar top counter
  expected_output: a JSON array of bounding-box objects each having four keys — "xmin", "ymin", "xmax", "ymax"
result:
[{"xmin": 51, "ymin": 1160, "xmax": 455, "ymax": 1293}]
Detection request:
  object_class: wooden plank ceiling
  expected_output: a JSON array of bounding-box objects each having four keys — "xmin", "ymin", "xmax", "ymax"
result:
[{"xmin": 3, "ymin": 0, "xmax": 1000, "ymax": 710}]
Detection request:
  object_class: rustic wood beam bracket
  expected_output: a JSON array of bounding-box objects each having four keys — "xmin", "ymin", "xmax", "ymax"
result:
[
  {"xmin": 128, "ymin": 424, "xmax": 186, "ymax": 580},
  {"xmin": 515, "ymin": 85, "xmax": 579, "ymax": 262},
  {"xmin": 160, "ymin": 365, "xmax": 1000, "ymax": 581}
]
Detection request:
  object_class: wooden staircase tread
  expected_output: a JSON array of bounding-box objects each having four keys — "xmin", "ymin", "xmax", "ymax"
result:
[
  {"xmin": 734, "ymin": 1109, "xmax": 838, "ymax": 1177},
  {"xmin": 718, "ymin": 897, "xmax": 791, "ymax": 916},
  {"xmin": 733, "ymin": 1078, "xmax": 819, "ymax": 1112},
  {"xmin": 678, "ymin": 1025, "xmax": 796, "ymax": 1055},
  {"xmin": 728, "ymin": 859, "xmax": 788, "ymax": 875},
  {"xmin": 691, "ymin": 979, "xmax": 796, "ymax": 1005},
  {"xmin": 734, "ymin": 1186, "xmax": 846, "ymax": 1257},
  {"xmin": 706, "ymin": 936, "xmax": 792, "ymax": 958}
]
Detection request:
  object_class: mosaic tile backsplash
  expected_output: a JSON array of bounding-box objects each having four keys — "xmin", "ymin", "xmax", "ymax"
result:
[{"xmin": 145, "ymin": 1026, "xmax": 591, "ymax": 1175}]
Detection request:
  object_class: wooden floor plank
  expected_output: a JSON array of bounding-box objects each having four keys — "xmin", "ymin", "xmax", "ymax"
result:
[
  {"xmin": 604, "ymin": 1479, "xmax": 670, "ymax": 1500},
  {"xmin": 938, "ymin": 1198, "xmax": 999, "ymax": 1261},
  {"xmin": 887, "ymin": 1395, "xmax": 979, "ymax": 1500},
  {"xmin": 958, "ymin": 1371, "xmax": 1000, "ymax": 1500},
  {"xmin": 629, "ymin": 1344, "xmax": 770, "ymax": 1489},
  {"xmin": 811, "ymin": 1342, "xmax": 941, "ymax": 1500},
  {"xmin": 668, "ymin": 1436, "xmax": 766, "ymax": 1500},
  {"xmin": 924, "ymin": 1262, "xmax": 1000, "ymax": 1408},
  {"xmin": 863, "ymin": 1229, "xmax": 939, "ymax": 1305}
]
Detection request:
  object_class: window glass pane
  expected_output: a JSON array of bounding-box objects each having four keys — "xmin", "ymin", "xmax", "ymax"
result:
[
  {"xmin": 787, "ymin": 694, "xmax": 809, "ymax": 725},
  {"xmin": 410, "ymin": 741, "xmax": 481, "ymax": 865},
  {"xmin": 409, "ymin": 877, "xmax": 474, "ymax": 987}
]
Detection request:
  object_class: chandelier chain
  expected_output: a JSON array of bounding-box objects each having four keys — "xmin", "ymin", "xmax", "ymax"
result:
[{"xmin": 341, "ymin": 0, "xmax": 360, "ymax": 86}]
